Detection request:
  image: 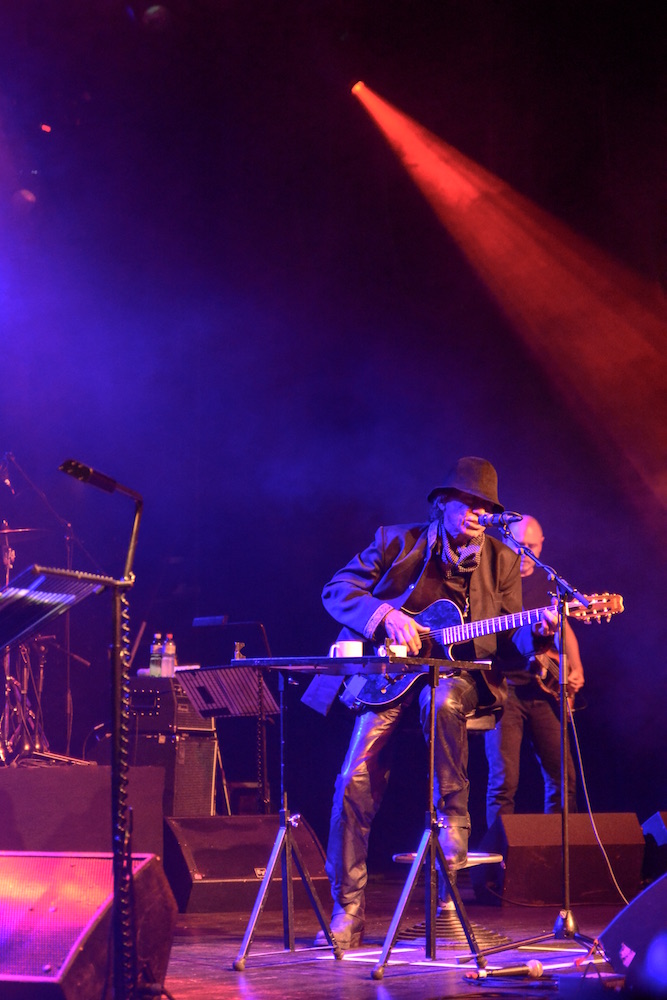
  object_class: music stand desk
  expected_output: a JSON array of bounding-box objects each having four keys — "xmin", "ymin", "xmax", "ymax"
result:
[
  {"xmin": 208, "ymin": 655, "xmax": 489, "ymax": 674},
  {"xmin": 0, "ymin": 565, "xmax": 103, "ymax": 650},
  {"xmin": 175, "ymin": 658, "xmax": 488, "ymax": 721}
]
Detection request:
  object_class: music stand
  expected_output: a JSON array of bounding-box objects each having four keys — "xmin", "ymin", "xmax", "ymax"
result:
[
  {"xmin": 0, "ymin": 565, "xmax": 103, "ymax": 649},
  {"xmin": 176, "ymin": 660, "xmax": 279, "ymax": 814},
  {"xmin": 192, "ymin": 617, "xmax": 275, "ymax": 813},
  {"xmin": 0, "ymin": 566, "xmax": 103, "ymax": 763},
  {"xmin": 175, "ymin": 660, "xmax": 340, "ymax": 966},
  {"xmin": 177, "ymin": 661, "xmax": 280, "ymax": 718}
]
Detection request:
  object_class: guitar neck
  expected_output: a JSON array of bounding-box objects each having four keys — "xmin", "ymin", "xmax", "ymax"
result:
[{"xmin": 440, "ymin": 606, "xmax": 550, "ymax": 646}]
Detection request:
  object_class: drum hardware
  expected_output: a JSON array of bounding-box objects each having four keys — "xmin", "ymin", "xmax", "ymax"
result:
[
  {"xmin": 0, "ymin": 525, "xmax": 44, "ymax": 535},
  {"xmin": 0, "ymin": 515, "xmax": 93, "ymax": 767},
  {"xmin": 1, "ymin": 520, "xmax": 16, "ymax": 763},
  {"xmin": 0, "ymin": 636, "xmax": 74, "ymax": 765},
  {"xmin": 0, "ymin": 518, "xmax": 67, "ymax": 765},
  {"xmin": 1, "ymin": 452, "xmax": 103, "ymax": 762},
  {"xmin": 3, "ymin": 452, "xmax": 105, "ymax": 757}
]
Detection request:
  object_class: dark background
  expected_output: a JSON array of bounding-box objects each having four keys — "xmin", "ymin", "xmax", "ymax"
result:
[{"xmin": 1, "ymin": 1, "xmax": 665, "ymax": 865}]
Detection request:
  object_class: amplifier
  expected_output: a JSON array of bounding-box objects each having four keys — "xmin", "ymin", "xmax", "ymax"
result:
[
  {"xmin": 129, "ymin": 677, "xmax": 214, "ymax": 733},
  {"xmin": 128, "ymin": 732, "xmax": 217, "ymax": 817},
  {"xmin": 91, "ymin": 730, "xmax": 218, "ymax": 818}
]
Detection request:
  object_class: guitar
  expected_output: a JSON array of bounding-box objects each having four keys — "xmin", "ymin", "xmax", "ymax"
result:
[
  {"xmin": 345, "ymin": 593, "xmax": 623, "ymax": 709},
  {"xmin": 532, "ymin": 650, "xmax": 587, "ymax": 711}
]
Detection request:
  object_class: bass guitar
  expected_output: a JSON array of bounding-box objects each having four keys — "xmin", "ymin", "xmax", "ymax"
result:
[
  {"xmin": 532, "ymin": 649, "xmax": 587, "ymax": 711},
  {"xmin": 346, "ymin": 593, "xmax": 623, "ymax": 709}
]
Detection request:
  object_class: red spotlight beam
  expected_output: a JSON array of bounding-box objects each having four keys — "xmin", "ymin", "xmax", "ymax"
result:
[{"xmin": 352, "ymin": 82, "xmax": 667, "ymax": 514}]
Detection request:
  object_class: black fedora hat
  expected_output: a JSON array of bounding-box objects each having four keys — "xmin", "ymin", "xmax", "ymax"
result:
[{"xmin": 427, "ymin": 457, "xmax": 504, "ymax": 512}]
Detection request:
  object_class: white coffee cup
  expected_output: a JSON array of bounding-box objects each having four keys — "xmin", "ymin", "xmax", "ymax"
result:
[
  {"xmin": 329, "ymin": 640, "xmax": 363, "ymax": 658},
  {"xmin": 378, "ymin": 643, "xmax": 408, "ymax": 658}
]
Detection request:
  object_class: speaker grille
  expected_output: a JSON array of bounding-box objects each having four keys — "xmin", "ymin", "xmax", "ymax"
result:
[
  {"xmin": 0, "ymin": 855, "xmax": 109, "ymax": 977},
  {"xmin": 172, "ymin": 736, "xmax": 217, "ymax": 816},
  {"xmin": 0, "ymin": 853, "xmax": 167, "ymax": 981},
  {"xmin": 127, "ymin": 733, "xmax": 217, "ymax": 816},
  {"xmin": 163, "ymin": 815, "xmax": 329, "ymax": 912},
  {"xmin": 600, "ymin": 872, "xmax": 667, "ymax": 988}
]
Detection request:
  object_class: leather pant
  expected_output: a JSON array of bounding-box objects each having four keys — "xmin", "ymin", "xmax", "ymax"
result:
[{"xmin": 324, "ymin": 673, "xmax": 479, "ymax": 917}]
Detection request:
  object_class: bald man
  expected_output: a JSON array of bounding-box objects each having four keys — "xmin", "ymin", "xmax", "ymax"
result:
[{"xmin": 484, "ymin": 516, "xmax": 585, "ymax": 826}]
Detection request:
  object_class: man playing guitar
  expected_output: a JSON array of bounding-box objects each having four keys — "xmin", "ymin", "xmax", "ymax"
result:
[
  {"xmin": 315, "ymin": 458, "xmax": 558, "ymax": 951},
  {"xmin": 484, "ymin": 515, "xmax": 585, "ymax": 827}
]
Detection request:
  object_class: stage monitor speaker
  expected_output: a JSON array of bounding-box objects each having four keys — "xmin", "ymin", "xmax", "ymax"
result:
[
  {"xmin": 0, "ymin": 852, "xmax": 177, "ymax": 999},
  {"xmin": 163, "ymin": 814, "xmax": 329, "ymax": 913},
  {"xmin": 0, "ymin": 765, "xmax": 164, "ymax": 857},
  {"xmin": 600, "ymin": 872, "xmax": 667, "ymax": 992},
  {"xmin": 472, "ymin": 812, "xmax": 644, "ymax": 905}
]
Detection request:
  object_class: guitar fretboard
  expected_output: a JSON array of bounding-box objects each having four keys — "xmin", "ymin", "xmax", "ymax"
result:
[{"xmin": 428, "ymin": 606, "xmax": 550, "ymax": 646}]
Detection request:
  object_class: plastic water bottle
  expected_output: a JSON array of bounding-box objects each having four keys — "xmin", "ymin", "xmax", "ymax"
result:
[
  {"xmin": 149, "ymin": 633, "xmax": 163, "ymax": 676},
  {"xmin": 162, "ymin": 633, "xmax": 177, "ymax": 677}
]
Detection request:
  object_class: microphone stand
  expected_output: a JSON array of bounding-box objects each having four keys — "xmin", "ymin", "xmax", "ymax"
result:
[
  {"xmin": 461, "ymin": 525, "xmax": 600, "ymax": 964},
  {"xmin": 35, "ymin": 459, "xmax": 145, "ymax": 1000}
]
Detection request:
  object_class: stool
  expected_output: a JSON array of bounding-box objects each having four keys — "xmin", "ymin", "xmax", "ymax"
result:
[
  {"xmin": 392, "ymin": 850, "xmax": 504, "ymax": 867},
  {"xmin": 392, "ymin": 851, "xmax": 509, "ymax": 949},
  {"xmin": 392, "ymin": 711, "xmax": 503, "ymax": 910},
  {"xmin": 465, "ymin": 711, "xmax": 498, "ymax": 732}
]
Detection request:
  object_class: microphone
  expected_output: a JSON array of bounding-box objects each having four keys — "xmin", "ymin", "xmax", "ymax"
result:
[
  {"xmin": 0, "ymin": 454, "xmax": 15, "ymax": 494},
  {"xmin": 477, "ymin": 511, "xmax": 523, "ymax": 528},
  {"xmin": 59, "ymin": 458, "xmax": 117, "ymax": 494},
  {"xmin": 465, "ymin": 960, "xmax": 544, "ymax": 980}
]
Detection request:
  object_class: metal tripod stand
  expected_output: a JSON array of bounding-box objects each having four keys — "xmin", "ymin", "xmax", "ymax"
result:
[
  {"xmin": 233, "ymin": 670, "xmax": 341, "ymax": 969},
  {"xmin": 371, "ymin": 658, "xmax": 488, "ymax": 979},
  {"xmin": 2, "ymin": 639, "xmax": 48, "ymax": 762}
]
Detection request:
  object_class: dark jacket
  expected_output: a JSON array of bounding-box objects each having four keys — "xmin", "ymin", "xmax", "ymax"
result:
[{"xmin": 322, "ymin": 523, "xmax": 545, "ymax": 708}]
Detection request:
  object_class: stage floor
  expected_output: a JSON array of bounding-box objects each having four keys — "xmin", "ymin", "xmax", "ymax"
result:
[{"xmin": 163, "ymin": 873, "xmax": 626, "ymax": 1000}]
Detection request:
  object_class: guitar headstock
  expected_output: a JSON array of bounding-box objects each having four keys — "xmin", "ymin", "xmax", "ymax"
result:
[{"xmin": 565, "ymin": 593, "xmax": 624, "ymax": 623}]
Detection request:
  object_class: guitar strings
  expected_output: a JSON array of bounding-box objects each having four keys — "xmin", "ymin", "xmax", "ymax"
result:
[{"xmin": 416, "ymin": 596, "xmax": 616, "ymax": 645}]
